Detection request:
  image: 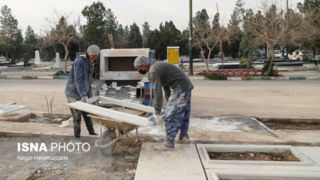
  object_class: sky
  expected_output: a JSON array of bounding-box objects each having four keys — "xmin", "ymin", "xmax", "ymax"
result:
[{"xmin": 0, "ymin": 0, "xmax": 303, "ymax": 36}]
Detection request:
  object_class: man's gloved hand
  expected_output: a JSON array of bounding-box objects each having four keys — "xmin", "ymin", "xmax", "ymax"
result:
[
  {"xmin": 154, "ymin": 114, "xmax": 164, "ymax": 124},
  {"xmin": 81, "ymin": 96, "xmax": 88, "ymax": 103}
]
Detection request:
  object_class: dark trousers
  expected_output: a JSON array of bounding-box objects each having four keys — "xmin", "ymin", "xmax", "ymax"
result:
[
  {"xmin": 164, "ymin": 90, "xmax": 191, "ymax": 148},
  {"xmin": 67, "ymin": 97, "xmax": 95, "ymax": 137}
]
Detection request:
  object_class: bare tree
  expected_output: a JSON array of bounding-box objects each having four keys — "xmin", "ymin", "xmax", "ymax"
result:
[
  {"xmin": 37, "ymin": 33, "xmax": 50, "ymax": 56},
  {"xmin": 193, "ymin": 10, "xmax": 220, "ymax": 71},
  {"xmin": 216, "ymin": 27, "xmax": 229, "ymax": 69},
  {"xmin": 247, "ymin": 4, "xmax": 287, "ymax": 59},
  {"xmin": 293, "ymin": 5, "xmax": 320, "ymax": 58},
  {"xmin": 48, "ymin": 15, "xmax": 78, "ymax": 73}
]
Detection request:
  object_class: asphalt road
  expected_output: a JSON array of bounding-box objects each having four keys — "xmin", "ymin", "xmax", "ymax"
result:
[{"xmin": 0, "ymin": 79, "xmax": 319, "ymax": 118}]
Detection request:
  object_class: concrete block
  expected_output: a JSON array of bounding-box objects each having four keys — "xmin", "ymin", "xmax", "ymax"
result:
[
  {"xmin": 295, "ymin": 147, "xmax": 320, "ymax": 166},
  {"xmin": 197, "ymin": 144, "xmax": 320, "ymax": 180},
  {"xmin": 251, "ymin": 77, "xmax": 262, "ymax": 80},
  {"xmin": 53, "ymin": 76, "xmax": 67, "ymax": 79},
  {"xmin": 252, "ymin": 77, "xmax": 271, "ymax": 80},
  {"xmin": 135, "ymin": 143, "xmax": 206, "ymax": 180},
  {"xmin": 227, "ymin": 77, "xmax": 241, "ymax": 81},
  {"xmin": 0, "ymin": 75, "xmax": 7, "ymax": 79},
  {"xmin": 6, "ymin": 75, "xmax": 22, "ymax": 79},
  {"xmin": 277, "ymin": 76, "xmax": 289, "ymax": 80},
  {"xmin": 306, "ymin": 76, "xmax": 320, "ymax": 80},
  {"xmin": 270, "ymin": 76, "xmax": 289, "ymax": 80},
  {"xmin": 207, "ymin": 168, "xmax": 320, "ymax": 180},
  {"xmin": 38, "ymin": 76, "xmax": 54, "ymax": 79}
]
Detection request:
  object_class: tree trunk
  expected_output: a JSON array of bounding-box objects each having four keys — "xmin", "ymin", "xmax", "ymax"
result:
[
  {"xmin": 311, "ymin": 46, "xmax": 316, "ymax": 59},
  {"xmin": 219, "ymin": 39, "xmax": 224, "ymax": 69},
  {"xmin": 62, "ymin": 43, "xmax": 69, "ymax": 73},
  {"xmin": 267, "ymin": 45, "xmax": 274, "ymax": 76},
  {"xmin": 200, "ymin": 49, "xmax": 209, "ymax": 72},
  {"xmin": 206, "ymin": 49, "xmax": 212, "ymax": 72}
]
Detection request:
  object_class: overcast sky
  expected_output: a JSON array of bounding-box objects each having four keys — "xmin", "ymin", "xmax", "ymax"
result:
[{"xmin": 0, "ymin": 0, "xmax": 303, "ymax": 36}]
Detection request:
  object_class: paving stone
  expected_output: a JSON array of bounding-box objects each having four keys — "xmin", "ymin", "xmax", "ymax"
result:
[{"xmin": 135, "ymin": 143, "xmax": 206, "ymax": 180}]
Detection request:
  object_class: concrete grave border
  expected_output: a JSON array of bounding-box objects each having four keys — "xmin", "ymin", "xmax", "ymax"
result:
[
  {"xmin": 206, "ymin": 168, "xmax": 320, "ymax": 180},
  {"xmin": 197, "ymin": 144, "xmax": 320, "ymax": 180},
  {"xmin": 197, "ymin": 144, "xmax": 314, "ymax": 167}
]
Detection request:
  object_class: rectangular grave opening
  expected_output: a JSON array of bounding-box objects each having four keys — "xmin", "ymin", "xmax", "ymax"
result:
[
  {"xmin": 198, "ymin": 145, "xmax": 320, "ymax": 180},
  {"xmin": 105, "ymin": 57, "xmax": 136, "ymax": 71},
  {"xmin": 209, "ymin": 151, "xmax": 299, "ymax": 161},
  {"xmin": 257, "ymin": 118, "xmax": 320, "ymax": 130}
]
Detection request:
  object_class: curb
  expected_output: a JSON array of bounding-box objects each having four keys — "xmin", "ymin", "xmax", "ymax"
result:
[
  {"xmin": 0, "ymin": 75, "xmax": 7, "ymax": 79},
  {"xmin": 227, "ymin": 77, "xmax": 242, "ymax": 81},
  {"xmin": 289, "ymin": 76, "xmax": 306, "ymax": 80},
  {"xmin": 0, "ymin": 75, "xmax": 67, "ymax": 80},
  {"xmin": 215, "ymin": 76, "xmax": 320, "ymax": 81},
  {"xmin": 306, "ymin": 76, "xmax": 320, "ymax": 80}
]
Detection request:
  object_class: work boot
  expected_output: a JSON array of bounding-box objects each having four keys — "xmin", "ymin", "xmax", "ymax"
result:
[
  {"xmin": 153, "ymin": 144, "xmax": 174, "ymax": 151},
  {"xmin": 176, "ymin": 137, "xmax": 190, "ymax": 144},
  {"xmin": 89, "ymin": 132, "xmax": 98, "ymax": 136}
]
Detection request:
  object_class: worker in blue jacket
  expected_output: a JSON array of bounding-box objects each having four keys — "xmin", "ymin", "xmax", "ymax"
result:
[{"xmin": 65, "ymin": 45, "xmax": 100, "ymax": 138}]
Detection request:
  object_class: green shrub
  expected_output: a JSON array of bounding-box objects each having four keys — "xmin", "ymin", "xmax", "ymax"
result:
[
  {"xmin": 54, "ymin": 70, "xmax": 65, "ymax": 76},
  {"xmin": 204, "ymin": 72, "xmax": 227, "ymax": 80}
]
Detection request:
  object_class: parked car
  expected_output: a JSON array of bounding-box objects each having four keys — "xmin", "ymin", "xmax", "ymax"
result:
[
  {"xmin": 274, "ymin": 50, "xmax": 282, "ymax": 58},
  {"xmin": 288, "ymin": 50, "xmax": 312, "ymax": 60}
]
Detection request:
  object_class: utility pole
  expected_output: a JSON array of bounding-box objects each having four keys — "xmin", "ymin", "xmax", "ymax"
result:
[
  {"xmin": 189, "ymin": 0, "xmax": 193, "ymax": 75},
  {"xmin": 285, "ymin": 0, "xmax": 289, "ymax": 59}
]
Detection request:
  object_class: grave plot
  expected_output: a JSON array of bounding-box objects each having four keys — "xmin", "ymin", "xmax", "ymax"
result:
[
  {"xmin": 197, "ymin": 144, "xmax": 320, "ymax": 180},
  {"xmin": 209, "ymin": 151, "xmax": 299, "ymax": 161},
  {"xmin": 257, "ymin": 118, "xmax": 320, "ymax": 130}
]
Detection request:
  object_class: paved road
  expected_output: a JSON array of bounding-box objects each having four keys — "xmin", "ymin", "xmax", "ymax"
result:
[{"xmin": 0, "ymin": 79, "xmax": 319, "ymax": 118}]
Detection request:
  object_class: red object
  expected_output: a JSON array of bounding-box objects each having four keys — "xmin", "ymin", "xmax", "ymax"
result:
[{"xmin": 145, "ymin": 94, "xmax": 151, "ymax": 100}]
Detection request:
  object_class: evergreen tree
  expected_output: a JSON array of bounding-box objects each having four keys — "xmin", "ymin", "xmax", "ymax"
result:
[
  {"xmin": 227, "ymin": 0, "xmax": 245, "ymax": 58},
  {"xmin": 142, "ymin": 22, "xmax": 150, "ymax": 48},
  {"xmin": 0, "ymin": 5, "xmax": 23, "ymax": 60},
  {"xmin": 128, "ymin": 23, "xmax": 142, "ymax": 48},
  {"xmin": 82, "ymin": 2, "xmax": 108, "ymax": 48},
  {"xmin": 158, "ymin": 21, "xmax": 181, "ymax": 60},
  {"xmin": 24, "ymin": 25, "xmax": 38, "ymax": 60},
  {"xmin": 147, "ymin": 29, "xmax": 161, "ymax": 58}
]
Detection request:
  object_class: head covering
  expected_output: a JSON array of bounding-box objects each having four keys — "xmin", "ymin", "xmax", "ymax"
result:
[
  {"xmin": 87, "ymin": 45, "xmax": 100, "ymax": 56},
  {"xmin": 134, "ymin": 56, "xmax": 151, "ymax": 68}
]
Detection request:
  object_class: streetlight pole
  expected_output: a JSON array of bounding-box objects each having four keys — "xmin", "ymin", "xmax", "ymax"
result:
[
  {"xmin": 189, "ymin": 0, "xmax": 193, "ymax": 75},
  {"xmin": 285, "ymin": 0, "xmax": 289, "ymax": 59}
]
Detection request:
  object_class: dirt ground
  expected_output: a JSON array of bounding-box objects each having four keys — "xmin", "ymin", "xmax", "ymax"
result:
[
  {"xmin": 0, "ymin": 137, "xmax": 141, "ymax": 180},
  {"xmin": 208, "ymin": 151, "xmax": 299, "ymax": 161},
  {"xmin": 263, "ymin": 121, "xmax": 320, "ymax": 130},
  {"xmin": 0, "ymin": 79, "xmax": 319, "ymax": 118}
]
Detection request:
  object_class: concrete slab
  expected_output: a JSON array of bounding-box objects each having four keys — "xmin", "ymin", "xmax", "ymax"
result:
[
  {"xmin": 0, "ymin": 121, "xmax": 101, "ymax": 138},
  {"xmin": 274, "ymin": 130, "xmax": 320, "ymax": 144},
  {"xmin": 197, "ymin": 144, "xmax": 320, "ymax": 180},
  {"xmin": 137, "ymin": 116, "xmax": 280, "ymax": 144},
  {"xmin": 295, "ymin": 146, "xmax": 320, "ymax": 166},
  {"xmin": 134, "ymin": 143, "xmax": 206, "ymax": 180}
]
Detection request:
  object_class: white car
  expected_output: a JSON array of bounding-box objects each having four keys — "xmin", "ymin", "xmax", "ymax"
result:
[
  {"xmin": 289, "ymin": 50, "xmax": 312, "ymax": 60},
  {"xmin": 274, "ymin": 50, "xmax": 282, "ymax": 58}
]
